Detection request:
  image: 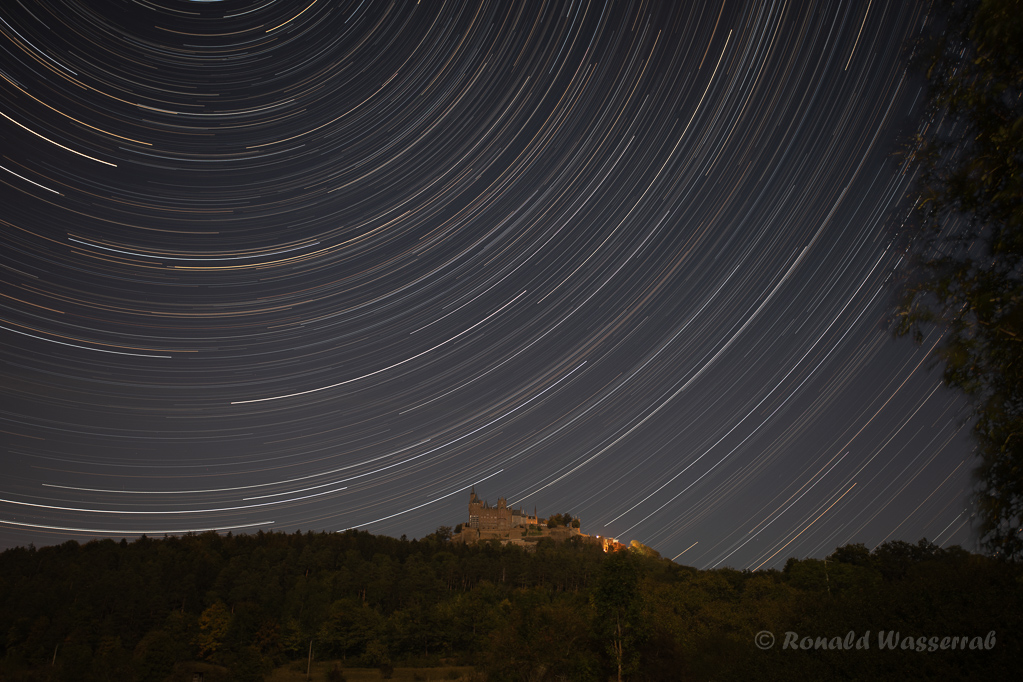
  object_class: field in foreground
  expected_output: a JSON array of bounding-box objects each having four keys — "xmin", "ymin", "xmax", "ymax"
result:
[{"xmin": 266, "ymin": 660, "xmax": 475, "ymax": 681}]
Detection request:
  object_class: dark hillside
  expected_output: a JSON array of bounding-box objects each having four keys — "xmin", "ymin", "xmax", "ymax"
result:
[{"xmin": 0, "ymin": 532, "xmax": 1019, "ymax": 681}]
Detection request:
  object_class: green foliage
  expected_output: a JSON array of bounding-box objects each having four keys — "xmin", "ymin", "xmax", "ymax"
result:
[
  {"xmin": 895, "ymin": 0, "xmax": 1023, "ymax": 558},
  {"xmin": 0, "ymin": 532, "xmax": 1019, "ymax": 681},
  {"xmin": 194, "ymin": 602, "xmax": 231, "ymax": 660},
  {"xmin": 592, "ymin": 550, "xmax": 644, "ymax": 680},
  {"xmin": 133, "ymin": 629, "xmax": 181, "ymax": 682},
  {"xmin": 545, "ymin": 512, "xmax": 574, "ymax": 528},
  {"xmin": 629, "ymin": 540, "xmax": 661, "ymax": 559},
  {"xmin": 317, "ymin": 598, "xmax": 380, "ymax": 661},
  {"xmin": 423, "ymin": 526, "xmax": 453, "ymax": 543}
]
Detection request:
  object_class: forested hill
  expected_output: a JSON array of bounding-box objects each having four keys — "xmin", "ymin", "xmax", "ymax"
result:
[{"xmin": 1, "ymin": 530, "xmax": 1020, "ymax": 681}]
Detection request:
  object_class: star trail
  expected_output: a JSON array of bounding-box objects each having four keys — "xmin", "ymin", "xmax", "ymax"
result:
[{"xmin": 0, "ymin": 0, "xmax": 976, "ymax": 569}]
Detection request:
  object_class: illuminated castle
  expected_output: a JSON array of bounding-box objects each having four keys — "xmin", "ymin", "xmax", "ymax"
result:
[
  {"xmin": 467, "ymin": 487, "xmax": 538, "ymax": 531},
  {"xmin": 457, "ymin": 487, "xmax": 590, "ymax": 548}
]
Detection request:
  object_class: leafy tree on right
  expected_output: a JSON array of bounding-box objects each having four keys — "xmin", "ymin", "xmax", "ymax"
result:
[{"xmin": 894, "ymin": 0, "xmax": 1023, "ymax": 559}]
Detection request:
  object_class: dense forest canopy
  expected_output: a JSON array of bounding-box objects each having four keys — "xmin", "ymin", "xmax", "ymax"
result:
[{"xmin": 1, "ymin": 530, "xmax": 1019, "ymax": 681}]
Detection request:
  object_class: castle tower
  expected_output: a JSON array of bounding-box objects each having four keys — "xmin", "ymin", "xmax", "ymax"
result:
[{"xmin": 468, "ymin": 487, "xmax": 481, "ymax": 529}]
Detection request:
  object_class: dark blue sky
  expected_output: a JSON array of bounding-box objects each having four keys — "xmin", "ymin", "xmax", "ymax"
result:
[{"xmin": 0, "ymin": 0, "xmax": 975, "ymax": 568}]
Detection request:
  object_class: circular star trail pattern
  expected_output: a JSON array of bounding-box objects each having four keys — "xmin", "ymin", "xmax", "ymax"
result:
[{"xmin": 0, "ymin": 0, "xmax": 975, "ymax": 568}]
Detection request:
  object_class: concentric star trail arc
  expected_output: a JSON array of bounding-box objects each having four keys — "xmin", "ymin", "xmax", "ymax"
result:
[{"xmin": 0, "ymin": 0, "xmax": 973, "ymax": 567}]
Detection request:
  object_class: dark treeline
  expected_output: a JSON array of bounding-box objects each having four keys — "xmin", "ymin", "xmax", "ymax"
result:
[{"xmin": 0, "ymin": 529, "xmax": 1019, "ymax": 681}]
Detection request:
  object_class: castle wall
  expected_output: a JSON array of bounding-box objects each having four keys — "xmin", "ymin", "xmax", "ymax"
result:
[
  {"xmin": 461, "ymin": 490, "xmax": 589, "ymax": 548},
  {"xmin": 467, "ymin": 494, "xmax": 535, "ymax": 531}
]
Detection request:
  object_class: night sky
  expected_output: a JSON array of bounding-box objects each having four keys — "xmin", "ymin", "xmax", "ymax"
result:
[{"xmin": 0, "ymin": 0, "xmax": 977, "ymax": 569}]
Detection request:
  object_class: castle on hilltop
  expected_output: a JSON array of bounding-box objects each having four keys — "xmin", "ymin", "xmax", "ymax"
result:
[{"xmin": 457, "ymin": 487, "xmax": 615, "ymax": 549}]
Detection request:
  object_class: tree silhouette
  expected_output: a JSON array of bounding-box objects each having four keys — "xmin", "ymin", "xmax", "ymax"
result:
[
  {"xmin": 895, "ymin": 0, "xmax": 1023, "ymax": 559},
  {"xmin": 591, "ymin": 551, "xmax": 643, "ymax": 681}
]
